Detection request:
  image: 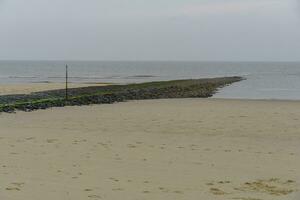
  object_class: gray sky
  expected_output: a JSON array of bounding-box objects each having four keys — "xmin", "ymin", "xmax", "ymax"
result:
[{"xmin": 0, "ymin": 0, "xmax": 300, "ymax": 61}]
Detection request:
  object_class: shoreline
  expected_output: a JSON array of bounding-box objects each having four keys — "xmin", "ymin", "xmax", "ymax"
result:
[
  {"xmin": 1, "ymin": 82, "xmax": 300, "ymax": 103},
  {"xmin": 1, "ymin": 80, "xmax": 300, "ymax": 113},
  {"xmin": 2, "ymin": 84, "xmax": 300, "ymax": 103},
  {"xmin": 211, "ymin": 97, "xmax": 300, "ymax": 103}
]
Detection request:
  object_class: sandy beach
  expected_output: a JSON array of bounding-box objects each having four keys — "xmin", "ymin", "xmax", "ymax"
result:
[
  {"xmin": 0, "ymin": 83, "xmax": 108, "ymax": 95},
  {"xmin": 1, "ymin": 0, "xmax": 299, "ymax": 199},
  {"xmin": 0, "ymin": 98, "xmax": 299, "ymax": 199}
]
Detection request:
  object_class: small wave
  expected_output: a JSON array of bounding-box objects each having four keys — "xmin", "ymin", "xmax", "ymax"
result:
[
  {"xmin": 8, "ymin": 76, "xmax": 39, "ymax": 79},
  {"xmin": 259, "ymin": 88, "xmax": 300, "ymax": 91},
  {"xmin": 103, "ymin": 76, "xmax": 121, "ymax": 79},
  {"xmin": 31, "ymin": 81, "xmax": 53, "ymax": 83},
  {"xmin": 126, "ymin": 75, "xmax": 157, "ymax": 79},
  {"xmin": 48, "ymin": 76, "xmax": 107, "ymax": 80}
]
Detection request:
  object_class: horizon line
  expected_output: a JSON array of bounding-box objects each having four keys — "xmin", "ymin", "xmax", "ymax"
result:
[{"xmin": 0, "ymin": 59, "xmax": 300, "ymax": 63}]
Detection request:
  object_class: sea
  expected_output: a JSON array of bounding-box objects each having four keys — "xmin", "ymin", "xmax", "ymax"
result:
[{"xmin": 0, "ymin": 60, "xmax": 300, "ymax": 100}]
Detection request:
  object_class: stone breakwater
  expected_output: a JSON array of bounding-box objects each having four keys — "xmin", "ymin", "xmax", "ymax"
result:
[{"xmin": 0, "ymin": 77, "xmax": 243, "ymax": 113}]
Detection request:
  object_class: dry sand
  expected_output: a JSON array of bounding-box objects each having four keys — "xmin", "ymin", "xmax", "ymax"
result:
[
  {"xmin": 0, "ymin": 83, "xmax": 108, "ymax": 95},
  {"xmin": 0, "ymin": 98, "xmax": 299, "ymax": 200}
]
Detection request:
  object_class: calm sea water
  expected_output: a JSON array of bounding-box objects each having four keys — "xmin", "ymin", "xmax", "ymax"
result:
[{"xmin": 0, "ymin": 60, "xmax": 300, "ymax": 100}]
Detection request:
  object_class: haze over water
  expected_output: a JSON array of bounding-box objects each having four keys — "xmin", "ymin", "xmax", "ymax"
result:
[{"xmin": 0, "ymin": 60, "xmax": 300, "ymax": 100}]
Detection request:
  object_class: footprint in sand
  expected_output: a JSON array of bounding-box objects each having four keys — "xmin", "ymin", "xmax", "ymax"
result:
[
  {"xmin": 73, "ymin": 140, "xmax": 79, "ymax": 145},
  {"xmin": 6, "ymin": 182, "xmax": 25, "ymax": 191},
  {"xmin": 25, "ymin": 137, "xmax": 35, "ymax": 141},
  {"xmin": 112, "ymin": 188, "xmax": 124, "ymax": 191},
  {"xmin": 109, "ymin": 177, "xmax": 119, "ymax": 182},
  {"xmin": 218, "ymin": 181, "xmax": 231, "ymax": 184},
  {"xmin": 158, "ymin": 187, "xmax": 170, "ymax": 193},
  {"xmin": 6, "ymin": 187, "xmax": 21, "ymax": 191},
  {"xmin": 208, "ymin": 178, "xmax": 297, "ymax": 198},
  {"xmin": 235, "ymin": 178, "xmax": 296, "ymax": 196},
  {"xmin": 98, "ymin": 142, "xmax": 110, "ymax": 148},
  {"xmin": 206, "ymin": 182, "xmax": 214, "ymax": 186},
  {"xmin": 127, "ymin": 144, "xmax": 137, "ymax": 148},
  {"xmin": 173, "ymin": 190, "xmax": 184, "ymax": 194},
  {"xmin": 88, "ymin": 194, "xmax": 102, "ymax": 199},
  {"xmin": 210, "ymin": 187, "xmax": 228, "ymax": 195},
  {"xmin": 47, "ymin": 139, "xmax": 58, "ymax": 143}
]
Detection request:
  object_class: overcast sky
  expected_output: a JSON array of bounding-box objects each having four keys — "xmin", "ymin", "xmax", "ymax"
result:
[{"xmin": 0, "ymin": 0, "xmax": 300, "ymax": 61}]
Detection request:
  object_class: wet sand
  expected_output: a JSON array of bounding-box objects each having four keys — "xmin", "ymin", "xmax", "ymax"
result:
[
  {"xmin": 0, "ymin": 98, "xmax": 299, "ymax": 199},
  {"xmin": 0, "ymin": 83, "xmax": 108, "ymax": 95}
]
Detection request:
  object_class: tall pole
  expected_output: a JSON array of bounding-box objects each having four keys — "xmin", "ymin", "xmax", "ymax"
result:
[{"xmin": 65, "ymin": 65, "xmax": 68, "ymax": 101}]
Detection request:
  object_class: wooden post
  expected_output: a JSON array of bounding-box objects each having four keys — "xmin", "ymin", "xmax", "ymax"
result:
[{"xmin": 65, "ymin": 65, "xmax": 68, "ymax": 101}]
